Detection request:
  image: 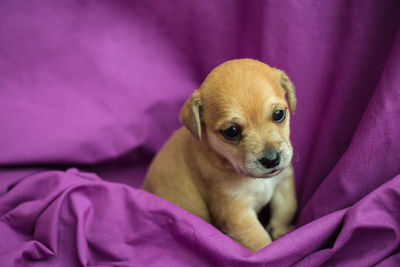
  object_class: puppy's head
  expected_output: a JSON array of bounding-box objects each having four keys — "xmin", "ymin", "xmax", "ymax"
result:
[{"xmin": 180, "ymin": 59, "xmax": 296, "ymax": 178}]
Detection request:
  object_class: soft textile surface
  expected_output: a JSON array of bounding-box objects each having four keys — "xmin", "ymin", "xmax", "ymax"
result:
[{"xmin": 1, "ymin": 0, "xmax": 400, "ymax": 266}]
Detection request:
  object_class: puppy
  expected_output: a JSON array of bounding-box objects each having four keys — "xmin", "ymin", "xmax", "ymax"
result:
[{"xmin": 142, "ymin": 59, "xmax": 297, "ymax": 252}]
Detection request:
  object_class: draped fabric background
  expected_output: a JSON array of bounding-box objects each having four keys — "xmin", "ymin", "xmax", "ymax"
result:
[{"xmin": 1, "ymin": 0, "xmax": 400, "ymax": 266}]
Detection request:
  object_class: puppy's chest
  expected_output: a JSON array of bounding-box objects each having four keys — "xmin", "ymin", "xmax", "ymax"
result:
[{"xmin": 229, "ymin": 178, "xmax": 282, "ymax": 212}]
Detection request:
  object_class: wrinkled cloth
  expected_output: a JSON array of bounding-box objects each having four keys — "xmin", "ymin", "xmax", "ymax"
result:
[{"xmin": 1, "ymin": 0, "xmax": 400, "ymax": 266}]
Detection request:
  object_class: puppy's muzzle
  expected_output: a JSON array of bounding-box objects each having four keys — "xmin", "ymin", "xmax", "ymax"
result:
[{"xmin": 259, "ymin": 153, "xmax": 281, "ymax": 169}]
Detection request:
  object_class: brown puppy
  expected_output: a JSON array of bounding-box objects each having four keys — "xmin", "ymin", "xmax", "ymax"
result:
[{"xmin": 142, "ymin": 59, "xmax": 297, "ymax": 252}]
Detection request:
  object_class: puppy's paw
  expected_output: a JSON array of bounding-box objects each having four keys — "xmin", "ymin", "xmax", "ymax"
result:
[{"xmin": 266, "ymin": 223, "xmax": 293, "ymax": 240}]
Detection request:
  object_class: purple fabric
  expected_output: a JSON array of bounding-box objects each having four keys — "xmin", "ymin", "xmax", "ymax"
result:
[{"xmin": 1, "ymin": 0, "xmax": 400, "ymax": 266}]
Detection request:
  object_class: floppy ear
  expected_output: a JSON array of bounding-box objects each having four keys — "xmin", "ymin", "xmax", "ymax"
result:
[
  {"xmin": 180, "ymin": 90, "xmax": 202, "ymax": 139},
  {"xmin": 276, "ymin": 69, "xmax": 297, "ymax": 114}
]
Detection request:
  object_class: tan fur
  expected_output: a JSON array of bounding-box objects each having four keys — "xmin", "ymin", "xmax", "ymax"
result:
[{"xmin": 142, "ymin": 59, "xmax": 297, "ymax": 252}]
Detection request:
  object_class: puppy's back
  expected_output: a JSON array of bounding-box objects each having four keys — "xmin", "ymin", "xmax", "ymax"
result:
[{"xmin": 142, "ymin": 127, "xmax": 212, "ymax": 222}]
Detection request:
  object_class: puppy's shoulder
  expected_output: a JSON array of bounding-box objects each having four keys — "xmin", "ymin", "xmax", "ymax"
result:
[{"xmin": 160, "ymin": 127, "xmax": 192, "ymax": 152}]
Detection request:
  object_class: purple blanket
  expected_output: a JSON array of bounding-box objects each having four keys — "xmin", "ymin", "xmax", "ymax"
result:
[{"xmin": 1, "ymin": 1, "xmax": 400, "ymax": 266}]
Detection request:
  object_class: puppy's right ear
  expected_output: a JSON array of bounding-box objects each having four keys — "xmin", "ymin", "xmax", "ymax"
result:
[
  {"xmin": 180, "ymin": 90, "xmax": 202, "ymax": 139},
  {"xmin": 276, "ymin": 69, "xmax": 297, "ymax": 115}
]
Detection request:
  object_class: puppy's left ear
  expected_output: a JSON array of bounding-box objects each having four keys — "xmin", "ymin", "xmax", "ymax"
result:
[
  {"xmin": 276, "ymin": 69, "xmax": 296, "ymax": 114},
  {"xmin": 180, "ymin": 90, "xmax": 203, "ymax": 139}
]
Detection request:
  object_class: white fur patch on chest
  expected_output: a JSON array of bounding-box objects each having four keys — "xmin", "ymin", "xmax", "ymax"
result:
[{"xmin": 228, "ymin": 172, "xmax": 285, "ymax": 213}]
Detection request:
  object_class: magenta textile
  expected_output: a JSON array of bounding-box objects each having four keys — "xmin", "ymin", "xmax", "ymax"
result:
[{"xmin": 1, "ymin": 1, "xmax": 400, "ymax": 266}]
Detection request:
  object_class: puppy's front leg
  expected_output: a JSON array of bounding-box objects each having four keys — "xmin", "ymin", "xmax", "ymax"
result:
[
  {"xmin": 213, "ymin": 204, "xmax": 272, "ymax": 252},
  {"xmin": 267, "ymin": 167, "xmax": 297, "ymax": 239}
]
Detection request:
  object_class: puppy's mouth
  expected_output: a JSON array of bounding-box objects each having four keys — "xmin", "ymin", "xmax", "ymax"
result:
[
  {"xmin": 238, "ymin": 167, "xmax": 283, "ymax": 179},
  {"xmin": 260, "ymin": 168, "xmax": 283, "ymax": 178}
]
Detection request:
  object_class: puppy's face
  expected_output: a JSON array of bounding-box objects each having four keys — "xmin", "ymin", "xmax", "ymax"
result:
[{"xmin": 180, "ymin": 59, "xmax": 296, "ymax": 178}]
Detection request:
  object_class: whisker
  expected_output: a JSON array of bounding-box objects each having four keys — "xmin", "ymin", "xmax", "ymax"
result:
[{"xmin": 292, "ymin": 151, "xmax": 301, "ymax": 162}]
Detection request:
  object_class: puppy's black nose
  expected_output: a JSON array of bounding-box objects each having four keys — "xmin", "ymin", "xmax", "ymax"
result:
[{"xmin": 259, "ymin": 153, "xmax": 281, "ymax": 169}]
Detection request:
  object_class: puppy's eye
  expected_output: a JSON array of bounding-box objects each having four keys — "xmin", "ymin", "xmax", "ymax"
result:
[
  {"xmin": 221, "ymin": 126, "xmax": 242, "ymax": 140},
  {"xmin": 273, "ymin": 110, "xmax": 286, "ymax": 123}
]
